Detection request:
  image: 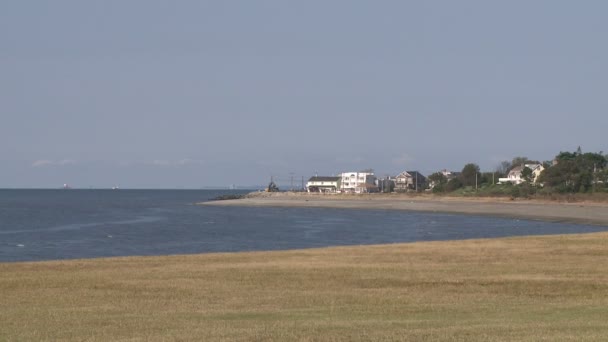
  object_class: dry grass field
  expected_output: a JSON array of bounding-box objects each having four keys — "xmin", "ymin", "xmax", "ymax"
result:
[{"xmin": 2, "ymin": 232, "xmax": 608, "ymax": 341}]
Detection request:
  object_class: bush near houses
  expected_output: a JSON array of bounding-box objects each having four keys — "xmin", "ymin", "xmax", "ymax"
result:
[
  {"xmin": 307, "ymin": 148, "xmax": 606, "ymax": 198},
  {"xmin": 430, "ymin": 148, "xmax": 607, "ymax": 197},
  {"xmin": 538, "ymin": 148, "xmax": 607, "ymax": 193}
]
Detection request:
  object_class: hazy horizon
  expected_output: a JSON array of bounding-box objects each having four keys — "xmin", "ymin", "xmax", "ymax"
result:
[{"xmin": 2, "ymin": 1, "xmax": 606, "ymax": 188}]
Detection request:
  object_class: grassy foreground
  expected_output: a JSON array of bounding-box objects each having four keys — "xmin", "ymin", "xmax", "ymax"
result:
[{"xmin": 2, "ymin": 233, "xmax": 608, "ymax": 341}]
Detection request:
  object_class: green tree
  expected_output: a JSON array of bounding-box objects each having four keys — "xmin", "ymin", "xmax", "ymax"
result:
[
  {"xmin": 480, "ymin": 172, "xmax": 496, "ymax": 186},
  {"xmin": 521, "ymin": 166, "xmax": 533, "ymax": 183},
  {"xmin": 461, "ymin": 163, "xmax": 480, "ymax": 187},
  {"xmin": 510, "ymin": 156, "xmax": 540, "ymax": 170},
  {"xmin": 495, "ymin": 161, "xmax": 511, "ymax": 178},
  {"xmin": 582, "ymin": 152, "xmax": 606, "ymax": 169},
  {"xmin": 428, "ymin": 172, "xmax": 447, "ymax": 186},
  {"xmin": 539, "ymin": 159, "xmax": 578, "ymax": 192},
  {"xmin": 599, "ymin": 169, "xmax": 608, "ymax": 191},
  {"xmin": 556, "ymin": 147, "xmax": 582, "ymax": 162},
  {"xmin": 510, "ymin": 156, "xmax": 528, "ymax": 169},
  {"xmin": 445, "ymin": 178, "xmax": 463, "ymax": 192},
  {"xmin": 428, "ymin": 172, "xmax": 448, "ymax": 193},
  {"xmin": 539, "ymin": 148, "xmax": 605, "ymax": 193}
]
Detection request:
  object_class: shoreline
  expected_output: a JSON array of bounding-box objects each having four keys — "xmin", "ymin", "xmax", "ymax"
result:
[{"xmin": 201, "ymin": 192, "xmax": 608, "ymax": 226}]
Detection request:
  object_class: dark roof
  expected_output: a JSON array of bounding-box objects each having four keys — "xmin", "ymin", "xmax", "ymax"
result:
[
  {"xmin": 308, "ymin": 176, "xmax": 340, "ymax": 182},
  {"xmin": 406, "ymin": 171, "xmax": 427, "ymax": 181}
]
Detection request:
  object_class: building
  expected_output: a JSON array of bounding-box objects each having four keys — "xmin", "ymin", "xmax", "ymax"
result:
[
  {"xmin": 427, "ymin": 169, "xmax": 462, "ymax": 188},
  {"xmin": 339, "ymin": 171, "xmax": 378, "ymax": 193},
  {"xmin": 395, "ymin": 171, "xmax": 427, "ymax": 191},
  {"xmin": 529, "ymin": 164, "xmax": 545, "ymax": 184},
  {"xmin": 498, "ymin": 164, "xmax": 545, "ymax": 185},
  {"xmin": 306, "ymin": 176, "xmax": 341, "ymax": 193},
  {"xmin": 441, "ymin": 169, "xmax": 461, "ymax": 181}
]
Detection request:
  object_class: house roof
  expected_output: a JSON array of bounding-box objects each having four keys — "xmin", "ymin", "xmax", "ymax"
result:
[
  {"xmin": 308, "ymin": 176, "xmax": 340, "ymax": 182},
  {"xmin": 508, "ymin": 166, "xmax": 523, "ymax": 176},
  {"xmin": 407, "ymin": 171, "xmax": 426, "ymax": 181},
  {"xmin": 524, "ymin": 163, "xmax": 542, "ymax": 171},
  {"xmin": 509, "ymin": 164, "xmax": 542, "ymax": 177},
  {"xmin": 396, "ymin": 171, "xmax": 427, "ymax": 181},
  {"xmin": 396, "ymin": 171, "xmax": 411, "ymax": 178}
]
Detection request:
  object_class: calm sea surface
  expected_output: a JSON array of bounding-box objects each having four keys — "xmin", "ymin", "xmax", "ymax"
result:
[{"xmin": 1, "ymin": 189, "xmax": 606, "ymax": 262}]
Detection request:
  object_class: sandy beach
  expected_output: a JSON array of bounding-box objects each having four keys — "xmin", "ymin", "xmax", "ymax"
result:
[{"xmin": 202, "ymin": 192, "xmax": 608, "ymax": 226}]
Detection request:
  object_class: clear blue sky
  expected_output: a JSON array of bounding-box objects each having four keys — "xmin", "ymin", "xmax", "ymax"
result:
[{"xmin": 1, "ymin": 1, "xmax": 606, "ymax": 188}]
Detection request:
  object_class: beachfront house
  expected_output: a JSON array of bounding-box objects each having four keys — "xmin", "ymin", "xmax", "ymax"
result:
[
  {"xmin": 395, "ymin": 171, "xmax": 427, "ymax": 192},
  {"xmin": 427, "ymin": 169, "xmax": 462, "ymax": 189},
  {"xmin": 339, "ymin": 171, "xmax": 378, "ymax": 193},
  {"xmin": 498, "ymin": 164, "xmax": 545, "ymax": 185},
  {"xmin": 306, "ymin": 176, "xmax": 341, "ymax": 193},
  {"xmin": 441, "ymin": 169, "xmax": 461, "ymax": 181}
]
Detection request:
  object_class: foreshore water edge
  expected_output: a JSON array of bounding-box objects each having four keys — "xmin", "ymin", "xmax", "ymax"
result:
[{"xmin": 201, "ymin": 192, "xmax": 608, "ymax": 226}]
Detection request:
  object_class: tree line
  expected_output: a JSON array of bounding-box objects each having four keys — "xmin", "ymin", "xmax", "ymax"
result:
[{"xmin": 428, "ymin": 147, "xmax": 607, "ymax": 196}]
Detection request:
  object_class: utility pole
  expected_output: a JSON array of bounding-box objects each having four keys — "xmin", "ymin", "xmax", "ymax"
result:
[
  {"xmin": 475, "ymin": 172, "xmax": 478, "ymax": 191},
  {"xmin": 593, "ymin": 163, "xmax": 597, "ymax": 193}
]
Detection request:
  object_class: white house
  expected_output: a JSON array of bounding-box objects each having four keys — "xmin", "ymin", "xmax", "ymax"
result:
[
  {"xmin": 441, "ymin": 169, "xmax": 461, "ymax": 181},
  {"xmin": 306, "ymin": 176, "xmax": 341, "ymax": 193},
  {"xmin": 498, "ymin": 164, "xmax": 545, "ymax": 185},
  {"xmin": 339, "ymin": 171, "xmax": 378, "ymax": 193},
  {"xmin": 529, "ymin": 164, "xmax": 545, "ymax": 183}
]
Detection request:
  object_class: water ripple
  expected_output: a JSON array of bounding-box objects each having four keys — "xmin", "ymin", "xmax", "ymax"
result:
[{"xmin": 0, "ymin": 216, "xmax": 163, "ymax": 235}]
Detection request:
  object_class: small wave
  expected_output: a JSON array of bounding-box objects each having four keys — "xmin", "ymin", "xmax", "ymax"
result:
[{"xmin": 0, "ymin": 216, "xmax": 164, "ymax": 235}]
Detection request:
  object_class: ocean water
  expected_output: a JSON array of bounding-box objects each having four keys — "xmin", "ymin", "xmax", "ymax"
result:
[{"xmin": 1, "ymin": 189, "xmax": 606, "ymax": 262}]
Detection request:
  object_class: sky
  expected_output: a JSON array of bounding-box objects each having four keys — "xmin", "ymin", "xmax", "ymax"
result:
[{"xmin": 1, "ymin": 1, "xmax": 606, "ymax": 188}]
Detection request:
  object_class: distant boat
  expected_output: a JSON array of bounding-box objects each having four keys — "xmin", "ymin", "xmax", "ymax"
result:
[
  {"xmin": 112, "ymin": 186, "xmax": 120, "ymax": 190},
  {"xmin": 63, "ymin": 184, "xmax": 71, "ymax": 189}
]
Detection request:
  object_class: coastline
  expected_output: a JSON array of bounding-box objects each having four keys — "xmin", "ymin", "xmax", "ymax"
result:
[
  {"xmin": 201, "ymin": 192, "xmax": 608, "ymax": 226},
  {"xmin": 4, "ymin": 192, "xmax": 608, "ymax": 339}
]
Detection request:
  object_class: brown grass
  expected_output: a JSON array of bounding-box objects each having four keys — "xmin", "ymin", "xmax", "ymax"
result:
[{"xmin": 2, "ymin": 232, "xmax": 608, "ymax": 341}]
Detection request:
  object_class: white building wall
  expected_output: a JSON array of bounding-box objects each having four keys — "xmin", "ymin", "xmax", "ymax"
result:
[
  {"xmin": 306, "ymin": 180, "xmax": 339, "ymax": 191},
  {"xmin": 498, "ymin": 164, "xmax": 544, "ymax": 185},
  {"xmin": 339, "ymin": 172, "xmax": 377, "ymax": 193}
]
